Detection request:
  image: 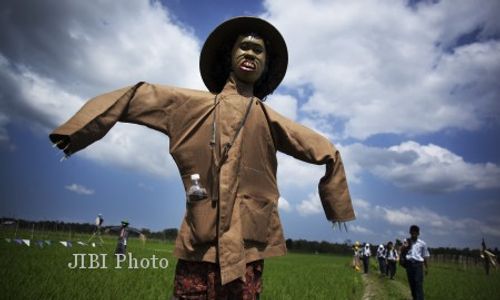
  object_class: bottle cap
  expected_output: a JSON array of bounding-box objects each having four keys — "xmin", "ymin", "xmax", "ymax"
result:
[{"xmin": 190, "ymin": 174, "xmax": 200, "ymax": 181}]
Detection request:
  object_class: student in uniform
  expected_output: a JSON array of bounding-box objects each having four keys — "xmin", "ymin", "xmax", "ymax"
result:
[
  {"xmin": 362, "ymin": 243, "xmax": 371, "ymax": 274},
  {"xmin": 404, "ymin": 225, "xmax": 430, "ymax": 300},
  {"xmin": 376, "ymin": 244, "xmax": 387, "ymax": 276},
  {"xmin": 386, "ymin": 241, "xmax": 399, "ymax": 280}
]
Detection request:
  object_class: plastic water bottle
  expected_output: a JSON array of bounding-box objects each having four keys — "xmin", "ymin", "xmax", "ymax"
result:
[{"xmin": 187, "ymin": 174, "xmax": 207, "ymax": 202}]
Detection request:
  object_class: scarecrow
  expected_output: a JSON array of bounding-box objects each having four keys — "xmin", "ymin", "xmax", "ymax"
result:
[
  {"xmin": 87, "ymin": 213, "xmax": 104, "ymax": 244},
  {"xmin": 50, "ymin": 16, "xmax": 355, "ymax": 299},
  {"xmin": 107, "ymin": 220, "xmax": 142, "ymax": 255},
  {"xmin": 481, "ymin": 238, "xmax": 497, "ymax": 275}
]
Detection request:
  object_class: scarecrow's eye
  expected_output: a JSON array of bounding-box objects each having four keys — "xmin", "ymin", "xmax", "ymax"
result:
[
  {"xmin": 240, "ymin": 42, "xmax": 251, "ymax": 51},
  {"xmin": 252, "ymin": 46, "xmax": 263, "ymax": 54}
]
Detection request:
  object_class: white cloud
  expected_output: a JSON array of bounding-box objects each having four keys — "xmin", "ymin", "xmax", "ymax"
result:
[
  {"xmin": 276, "ymin": 153, "xmax": 324, "ymax": 188},
  {"xmin": 349, "ymin": 225, "xmax": 373, "ymax": 235},
  {"xmin": 265, "ymin": 94, "xmax": 298, "ymax": 121},
  {"xmin": 0, "ymin": 0, "xmax": 202, "ymax": 178},
  {"xmin": 296, "ymin": 192, "xmax": 322, "ymax": 216},
  {"xmin": 352, "ymin": 199, "xmax": 500, "ymax": 245},
  {"xmin": 263, "ymin": 0, "xmax": 500, "ymax": 139},
  {"xmin": 297, "ymin": 117, "xmax": 335, "ymax": 140},
  {"xmin": 65, "ymin": 183, "xmax": 94, "ymax": 195},
  {"xmin": 353, "ymin": 198, "xmax": 371, "ymax": 210},
  {"xmin": 352, "ymin": 198, "xmax": 373, "ymax": 220},
  {"xmin": 380, "ymin": 206, "xmax": 500, "ymax": 238},
  {"xmin": 278, "ymin": 196, "xmax": 292, "ymax": 212},
  {"xmin": 342, "ymin": 141, "xmax": 500, "ymax": 192}
]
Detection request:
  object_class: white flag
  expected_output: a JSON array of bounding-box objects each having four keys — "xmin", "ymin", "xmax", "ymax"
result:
[
  {"xmin": 60, "ymin": 241, "xmax": 68, "ymax": 247},
  {"xmin": 22, "ymin": 239, "xmax": 31, "ymax": 246}
]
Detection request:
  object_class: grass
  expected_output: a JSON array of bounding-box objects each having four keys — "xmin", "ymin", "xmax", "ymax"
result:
[
  {"xmin": 0, "ymin": 230, "xmax": 361, "ymax": 299},
  {"xmin": 1, "ymin": 234, "xmax": 175, "ymax": 299},
  {"xmin": 2, "ymin": 229, "xmax": 499, "ymax": 299},
  {"xmin": 262, "ymin": 252, "xmax": 363, "ymax": 299},
  {"xmin": 371, "ymin": 259, "xmax": 500, "ymax": 300},
  {"xmin": 422, "ymin": 262, "xmax": 500, "ymax": 299}
]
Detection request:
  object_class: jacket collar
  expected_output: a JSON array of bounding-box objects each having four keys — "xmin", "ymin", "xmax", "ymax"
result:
[{"xmin": 220, "ymin": 74, "xmax": 254, "ymax": 98}]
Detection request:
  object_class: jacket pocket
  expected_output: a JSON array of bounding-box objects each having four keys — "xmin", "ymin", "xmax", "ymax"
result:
[
  {"xmin": 240, "ymin": 194, "xmax": 274, "ymax": 244},
  {"xmin": 180, "ymin": 173, "xmax": 216, "ymax": 245},
  {"xmin": 186, "ymin": 198, "xmax": 217, "ymax": 245}
]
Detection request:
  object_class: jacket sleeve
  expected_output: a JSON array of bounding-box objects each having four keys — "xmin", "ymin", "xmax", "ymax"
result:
[
  {"xmin": 264, "ymin": 105, "xmax": 355, "ymax": 222},
  {"xmin": 49, "ymin": 82, "xmax": 179, "ymax": 156}
]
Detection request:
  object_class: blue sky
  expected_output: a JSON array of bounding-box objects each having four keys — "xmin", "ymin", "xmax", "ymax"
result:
[{"xmin": 1, "ymin": 0, "xmax": 499, "ymax": 249}]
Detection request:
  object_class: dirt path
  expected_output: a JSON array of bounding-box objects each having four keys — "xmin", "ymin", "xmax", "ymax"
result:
[
  {"xmin": 361, "ymin": 272, "xmax": 412, "ymax": 300},
  {"xmin": 361, "ymin": 274, "xmax": 377, "ymax": 300}
]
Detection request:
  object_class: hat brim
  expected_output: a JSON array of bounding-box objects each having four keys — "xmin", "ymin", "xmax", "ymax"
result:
[{"xmin": 200, "ymin": 16, "xmax": 288, "ymax": 99}]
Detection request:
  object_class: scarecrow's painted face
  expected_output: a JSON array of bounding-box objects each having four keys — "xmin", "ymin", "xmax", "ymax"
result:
[{"xmin": 231, "ymin": 35, "xmax": 267, "ymax": 85}]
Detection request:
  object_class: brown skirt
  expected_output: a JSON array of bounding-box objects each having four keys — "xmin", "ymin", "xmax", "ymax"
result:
[{"xmin": 173, "ymin": 259, "xmax": 264, "ymax": 300}]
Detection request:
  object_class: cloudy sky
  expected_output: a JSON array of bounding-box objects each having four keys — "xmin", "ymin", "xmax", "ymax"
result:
[{"xmin": 1, "ymin": 0, "xmax": 499, "ymax": 249}]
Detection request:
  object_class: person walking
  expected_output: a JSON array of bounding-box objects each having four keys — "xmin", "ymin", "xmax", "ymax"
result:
[
  {"xmin": 361, "ymin": 243, "xmax": 371, "ymax": 274},
  {"xmin": 404, "ymin": 225, "xmax": 430, "ymax": 300},
  {"xmin": 386, "ymin": 241, "xmax": 398, "ymax": 280},
  {"xmin": 376, "ymin": 244, "xmax": 387, "ymax": 276}
]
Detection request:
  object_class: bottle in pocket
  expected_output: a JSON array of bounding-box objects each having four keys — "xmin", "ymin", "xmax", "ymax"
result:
[{"xmin": 187, "ymin": 173, "xmax": 207, "ymax": 202}]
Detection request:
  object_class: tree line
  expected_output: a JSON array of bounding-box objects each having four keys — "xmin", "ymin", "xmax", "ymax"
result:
[
  {"xmin": 2, "ymin": 218, "xmax": 498, "ymax": 258},
  {"xmin": 0, "ymin": 217, "xmax": 178, "ymax": 241}
]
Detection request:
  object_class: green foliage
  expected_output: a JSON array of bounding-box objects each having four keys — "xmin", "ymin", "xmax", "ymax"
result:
[
  {"xmin": 2, "ymin": 229, "xmax": 500, "ymax": 299},
  {"xmin": 262, "ymin": 253, "xmax": 363, "ymax": 299},
  {"xmin": 0, "ymin": 230, "xmax": 362, "ymax": 299}
]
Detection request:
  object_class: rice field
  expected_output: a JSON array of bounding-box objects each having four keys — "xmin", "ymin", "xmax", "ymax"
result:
[{"xmin": 1, "ymin": 230, "xmax": 499, "ymax": 299}]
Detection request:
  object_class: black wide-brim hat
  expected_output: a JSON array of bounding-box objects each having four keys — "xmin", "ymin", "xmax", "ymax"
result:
[{"xmin": 200, "ymin": 16, "xmax": 288, "ymax": 99}]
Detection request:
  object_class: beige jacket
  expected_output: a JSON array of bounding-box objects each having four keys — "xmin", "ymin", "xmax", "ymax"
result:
[{"xmin": 50, "ymin": 78, "xmax": 355, "ymax": 284}]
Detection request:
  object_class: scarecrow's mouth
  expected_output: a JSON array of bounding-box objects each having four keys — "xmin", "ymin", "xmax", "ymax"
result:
[{"xmin": 240, "ymin": 60, "xmax": 256, "ymax": 71}]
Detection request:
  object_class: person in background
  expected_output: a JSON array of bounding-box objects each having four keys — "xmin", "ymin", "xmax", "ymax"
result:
[
  {"xmin": 107, "ymin": 220, "xmax": 143, "ymax": 255},
  {"xmin": 386, "ymin": 241, "xmax": 399, "ymax": 280},
  {"xmin": 352, "ymin": 241, "xmax": 362, "ymax": 272},
  {"xmin": 376, "ymin": 244, "xmax": 387, "ymax": 276},
  {"xmin": 361, "ymin": 243, "xmax": 371, "ymax": 274},
  {"xmin": 405, "ymin": 225, "xmax": 430, "ymax": 300}
]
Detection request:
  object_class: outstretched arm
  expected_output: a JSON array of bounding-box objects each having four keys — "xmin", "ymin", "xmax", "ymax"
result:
[
  {"xmin": 263, "ymin": 105, "xmax": 355, "ymax": 223},
  {"xmin": 50, "ymin": 82, "xmax": 183, "ymax": 156}
]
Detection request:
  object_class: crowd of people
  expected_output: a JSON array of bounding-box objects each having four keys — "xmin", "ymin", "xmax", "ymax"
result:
[
  {"xmin": 352, "ymin": 225, "xmax": 430, "ymax": 300},
  {"xmin": 352, "ymin": 240, "xmax": 401, "ymax": 279}
]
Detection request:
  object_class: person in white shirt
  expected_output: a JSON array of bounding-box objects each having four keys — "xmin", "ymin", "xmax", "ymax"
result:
[
  {"xmin": 405, "ymin": 225, "xmax": 430, "ymax": 300},
  {"xmin": 385, "ymin": 241, "xmax": 399, "ymax": 279},
  {"xmin": 376, "ymin": 244, "xmax": 387, "ymax": 276},
  {"xmin": 361, "ymin": 243, "xmax": 371, "ymax": 274}
]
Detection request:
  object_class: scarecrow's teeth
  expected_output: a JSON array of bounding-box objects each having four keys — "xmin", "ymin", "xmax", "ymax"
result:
[{"xmin": 241, "ymin": 60, "xmax": 256, "ymax": 70}]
